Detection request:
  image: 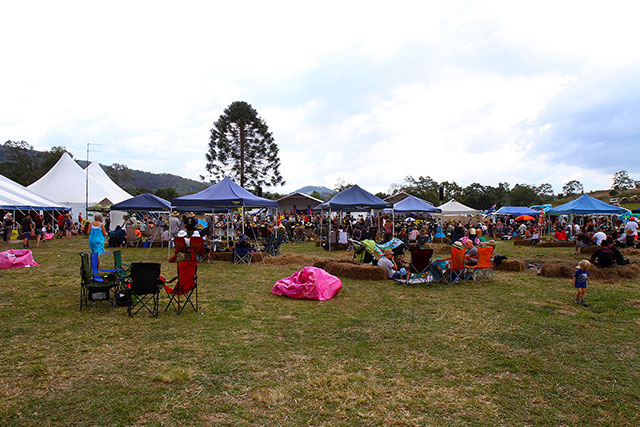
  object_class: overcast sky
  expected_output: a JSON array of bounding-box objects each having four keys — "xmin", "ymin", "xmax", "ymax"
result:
[{"xmin": 2, "ymin": 1, "xmax": 639, "ymax": 194}]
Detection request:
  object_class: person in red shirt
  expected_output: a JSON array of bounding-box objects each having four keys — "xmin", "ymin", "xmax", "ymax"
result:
[
  {"xmin": 57, "ymin": 213, "xmax": 66, "ymax": 238},
  {"xmin": 554, "ymin": 228, "xmax": 567, "ymax": 241}
]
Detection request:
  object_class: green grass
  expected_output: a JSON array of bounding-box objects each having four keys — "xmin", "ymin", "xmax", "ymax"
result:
[{"xmin": 1, "ymin": 238, "xmax": 639, "ymax": 426}]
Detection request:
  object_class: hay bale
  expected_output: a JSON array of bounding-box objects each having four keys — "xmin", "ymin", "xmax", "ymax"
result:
[
  {"xmin": 621, "ymin": 248, "xmax": 640, "ymax": 256},
  {"xmin": 539, "ymin": 263, "xmax": 575, "ymax": 278},
  {"xmin": 513, "ymin": 240, "xmax": 535, "ymax": 246},
  {"xmin": 537, "ymin": 241, "xmax": 574, "ymax": 248},
  {"xmin": 211, "ymin": 252, "xmax": 233, "ymax": 262},
  {"xmin": 432, "ymin": 237, "xmax": 448, "ymax": 244},
  {"xmin": 590, "ymin": 264, "xmax": 640, "ymax": 281},
  {"xmin": 541, "ymin": 263, "xmax": 640, "ymax": 281},
  {"xmin": 318, "ymin": 261, "xmax": 388, "ymax": 281},
  {"xmin": 262, "ymin": 254, "xmax": 320, "ymax": 266},
  {"xmin": 579, "ymin": 246, "xmax": 598, "ymax": 254},
  {"xmin": 313, "ymin": 259, "xmax": 334, "ymax": 270},
  {"xmin": 494, "ymin": 259, "xmax": 525, "ymax": 271}
]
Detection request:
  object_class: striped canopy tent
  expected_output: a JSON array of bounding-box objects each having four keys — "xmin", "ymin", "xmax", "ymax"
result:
[{"xmin": 0, "ymin": 173, "xmax": 69, "ymax": 211}]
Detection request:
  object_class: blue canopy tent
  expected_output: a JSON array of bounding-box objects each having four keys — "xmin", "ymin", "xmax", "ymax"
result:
[
  {"xmin": 548, "ymin": 194, "xmax": 627, "ymax": 239},
  {"xmin": 392, "ymin": 195, "xmax": 441, "ymax": 213},
  {"xmin": 548, "ymin": 194, "xmax": 627, "ymax": 215},
  {"xmin": 317, "ymin": 185, "xmax": 390, "ymax": 252},
  {"xmin": 110, "ymin": 193, "xmax": 170, "ymax": 211},
  {"xmin": 172, "ymin": 177, "xmax": 278, "ymax": 249},
  {"xmin": 172, "ymin": 177, "xmax": 277, "ymax": 209},
  {"xmin": 494, "ymin": 206, "xmax": 540, "ymax": 216}
]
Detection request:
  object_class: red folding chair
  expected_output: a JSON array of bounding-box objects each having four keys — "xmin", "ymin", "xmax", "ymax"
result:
[
  {"xmin": 163, "ymin": 260, "xmax": 198, "ymax": 314},
  {"xmin": 169, "ymin": 236, "xmax": 194, "ymax": 262},
  {"xmin": 442, "ymin": 247, "xmax": 468, "ymax": 283},
  {"xmin": 468, "ymin": 246, "xmax": 494, "ymax": 282},
  {"xmin": 189, "ymin": 236, "xmax": 209, "ymax": 262}
]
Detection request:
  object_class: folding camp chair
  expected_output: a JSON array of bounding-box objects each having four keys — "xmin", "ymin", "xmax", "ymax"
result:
[
  {"xmin": 442, "ymin": 247, "xmax": 468, "ymax": 284},
  {"xmin": 393, "ymin": 248, "xmax": 435, "ymax": 285},
  {"xmin": 93, "ymin": 250, "xmax": 130, "ymax": 283},
  {"xmin": 293, "ymin": 227, "xmax": 306, "ymax": 243},
  {"xmin": 170, "ymin": 236, "xmax": 194, "ymax": 262},
  {"xmin": 163, "ymin": 260, "xmax": 198, "ymax": 314},
  {"xmin": 233, "ymin": 247, "xmax": 253, "ymax": 264},
  {"xmin": 79, "ymin": 252, "xmax": 119, "ymax": 310},
  {"xmin": 468, "ymin": 246, "xmax": 494, "ymax": 282},
  {"xmin": 147, "ymin": 227, "xmax": 163, "ymax": 247},
  {"xmin": 409, "ymin": 248, "xmax": 433, "ymax": 276},
  {"xmin": 263, "ymin": 232, "xmax": 285, "ymax": 256},
  {"xmin": 189, "ymin": 236, "xmax": 209, "ymax": 262},
  {"xmin": 125, "ymin": 226, "xmax": 141, "ymax": 248},
  {"xmin": 127, "ymin": 262, "xmax": 162, "ymax": 317}
]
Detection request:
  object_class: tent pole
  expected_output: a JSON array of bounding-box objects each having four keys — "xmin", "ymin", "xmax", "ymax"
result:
[
  {"xmin": 242, "ymin": 206, "xmax": 245, "ymax": 234},
  {"xmin": 328, "ymin": 208, "xmax": 332, "ymax": 253},
  {"xmin": 392, "ymin": 208, "xmax": 395, "ymax": 238}
]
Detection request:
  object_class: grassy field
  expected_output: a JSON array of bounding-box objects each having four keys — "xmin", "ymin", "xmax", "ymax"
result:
[{"xmin": 1, "ymin": 237, "xmax": 639, "ymax": 426}]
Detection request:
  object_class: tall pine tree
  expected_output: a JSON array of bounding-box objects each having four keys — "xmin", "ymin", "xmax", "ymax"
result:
[{"xmin": 206, "ymin": 101, "xmax": 284, "ymax": 189}]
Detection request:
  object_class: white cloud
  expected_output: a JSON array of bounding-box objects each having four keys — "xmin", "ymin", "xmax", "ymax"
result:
[{"xmin": 1, "ymin": 1, "xmax": 638, "ymax": 196}]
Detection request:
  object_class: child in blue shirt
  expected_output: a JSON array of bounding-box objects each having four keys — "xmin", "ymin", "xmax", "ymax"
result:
[{"xmin": 573, "ymin": 260, "xmax": 590, "ymax": 305}]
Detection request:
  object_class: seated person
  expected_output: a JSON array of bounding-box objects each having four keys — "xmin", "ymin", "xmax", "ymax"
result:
[
  {"xmin": 416, "ymin": 228, "xmax": 430, "ymax": 249},
  {"xmin": 590, "ymin": 239, "xmax": 630, "ymax": 267},
  {"xmin": 464, "ymin": 239, "xmax": 478, "ymax": 266},
  {"xmin": 592, "ymin": 228, "xmax": 607, "ymax": 246},
  {"xmin": 589, "ymin": 241, "xmax": 616, "ymax": 267},
  {"xmin": 553, "ymin": 228, "xmax": 567, "ymax": 241},
  {"xmin": 616, "ymin": 229, "xmax": 635, "ymax": 248},
  {"xmin": 108, "ymin": 225, "xmax": 126, "ymax": 247},
  {"xmin": 378, "ymin": 248, "xmax": 407, "ymax": 280},
  {"xmin": 574, "ymin": 231, "xmax": 593, "ymax": 254},
  {"xmin": 530, "ymin": 228, "xmax": 540, "ymax": 245},
  {"xmin": 235, "ymin": 234, "xmax": 254, "ymax": 253}
]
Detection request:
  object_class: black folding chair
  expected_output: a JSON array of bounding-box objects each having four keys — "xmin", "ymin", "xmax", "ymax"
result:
[
  {"xmin": 127, "ymin": 262, "xmax": 162, "ymax": 317},
  {"xmin": 79, "ymin": 252, "xmax": 120, "ymax": 311}
]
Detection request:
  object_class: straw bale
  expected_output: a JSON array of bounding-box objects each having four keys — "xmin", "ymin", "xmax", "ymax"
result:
[
  {"xmin": 262, "ymin": 254, "xmax": 320, "ymax": 266},
  {"xmin": 537, "ymin": 241, "xmax": 574, "ymax": 248},
  {"xmin": 541, "ymin": 263, "xmax": 640, "ymax": 281},
  {"xmin": 511, "ymin": 236, "xmax": 524, "ymax": 242},
  {"xmin": 432, "ymin": 237, "xmax": 448, "ymax": 244},
  {"xmin": 313, "ymin": 259, "xmax": 334, "ymax": 270},
  {"xmin": 514, "ymin": 240, "xmax": 535, "ymax": 246},
  {"xmin": 494, "ymin": 259, "xmax": 525, "ymax": 271},
  {"xmin": 621, "ymin": 248, "xmax": 640, "ymax": 256},
  {"xmin": 579, "ymin": 246, "xmax": 598, "ymax": 254},
  {"xmin": 318, "ymin": 261, "xmax": 388, "ymax": 281},
  {"xmin": 211, "ymin": 252, "xmax": 233, "ymax": 262}
]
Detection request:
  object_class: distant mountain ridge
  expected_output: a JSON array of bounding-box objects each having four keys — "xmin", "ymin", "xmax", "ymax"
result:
[
  {"xmin": 0, "ymin": 144, "xmax": 207, "ymax": 196},
  {"xmin": 293, "ymin": 185, "xmax": 334, "ymax": 198}
]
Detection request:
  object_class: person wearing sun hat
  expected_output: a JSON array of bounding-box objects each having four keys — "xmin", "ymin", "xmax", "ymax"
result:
[
  {"xmin": 169, "ymin": 210, "xmax": 182, "ymax": 239},
  {"xmin": 625, "ymin": 217, "xmax": 638, "ymax": 237},
  {"xmin": 185, "ymin": 212, "xmax": 197, "ymax": 236},
  {"xmin": 378, "ymin": 248, "xmax": 407, "ymax": 280}
]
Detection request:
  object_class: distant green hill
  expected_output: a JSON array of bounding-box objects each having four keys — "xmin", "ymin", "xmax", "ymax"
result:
[{"xmin": 0, "ymin": 144, "xmax": 207, "ymax": 196}]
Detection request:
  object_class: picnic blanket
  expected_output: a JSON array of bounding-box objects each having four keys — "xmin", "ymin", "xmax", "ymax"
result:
[
  {"xmin": 0, "ymin": 249, "xmax": 39, "ymax": 270},
  {"xmin": 272, "ymin": 266, "xmax": 342, "ymax": 301}
]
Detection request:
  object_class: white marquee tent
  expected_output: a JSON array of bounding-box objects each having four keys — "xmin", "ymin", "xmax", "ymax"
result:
[
  {"xmin": 437, "ymin": 199, "xmax": 481, "ymax": 216},
  {"xmin": 28, "ymin": 153, "xmax": 132, "ymax": 217}
]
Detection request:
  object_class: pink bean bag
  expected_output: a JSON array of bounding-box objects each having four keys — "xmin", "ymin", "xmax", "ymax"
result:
[
  {"xmin": 0, "ymin": 249, "xmax": 39, "ymax": 269},
  {"xmin": 272, "ymin": 266, "xmax": 342, "ymax": 301}
]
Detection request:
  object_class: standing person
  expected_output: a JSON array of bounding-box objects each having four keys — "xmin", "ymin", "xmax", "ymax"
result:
[
  {"xmin": 88, "ymin": 213, "xmax": 108, "ymax": 257},
  {"xmin": 64, "ymin": 214, "xmax": 72, "ymax": 238},
  {"xmin": 77, "ymin": 212, "xmax": 83, "ymax": 234},
  {"xmin": 21, "ymin": 213, "xmax": 34, "ymax": 249},
  {"xmin": 573, "ymin": 260, "xmax": 590, "ymax": 306},
  {"xmin": 105, "ymin": 214, "xmax": 111, "ymax": 232},
  {"xmin": 34, "ymin": 212, "xmax": 44, "ymax": 248},
  {"xmin": 186, "ymin": 212, "xmax": 197, "ymax": 236},
  {"xmin": 57, "ymin": 212, "xmax": 66, "ymax": 238},
  {"xmin": 169, "ymin": 211, "xmax": 182, "ymax": 239},
  {"xmin": 3, "ymin": 213, "xmax": 13, "ymax": 242},
  {"xmin": 625, "ymin": 217, "xmax": 638, "ymax": 237}
]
